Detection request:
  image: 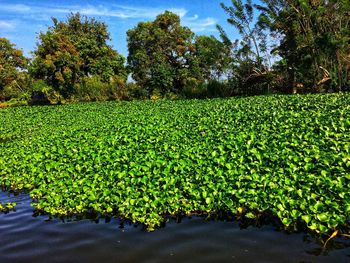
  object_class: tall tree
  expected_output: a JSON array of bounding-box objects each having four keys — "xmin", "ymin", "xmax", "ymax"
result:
[
  {"xmin": 127, "ymin": 11, "xmax": 198, "ymax": 96},
  {"xmin": 219, "ymin": 0, "xmax": 275, "ymax": 95},
  {"xmin": 257, "ymin": 0, "xmax": 350, "ymax": 92},
  {"xmin": 30, "ymin": 13, "xmax": 127, "ymax": 97},
  {"xmin": 0, "ymin": 38, "xmax": 28, "ymax": 92},
  {"xmin": 194, "ymin": 35, "xmax": 231, "ymax": 81},
  {"xmin": 221, "ymin": 0, "xmax": 264, "ymax": 64}
]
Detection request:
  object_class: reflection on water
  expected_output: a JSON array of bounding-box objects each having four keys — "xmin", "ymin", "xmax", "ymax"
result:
[{"xmin": 0, "ymin": 191, "xmax": 349, "ymax": 263}]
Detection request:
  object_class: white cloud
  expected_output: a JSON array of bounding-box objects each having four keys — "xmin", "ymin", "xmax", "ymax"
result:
[
  {"xmin": 0, "ymin": 3, "xmax": 215, "ymax": 33},
  {"xmin": 186, "ymin": 14, "xmax": 199, "ymax": 21},
  {"xmin": 0, "ymin": 20, "xmax": 16, "ymax": 30},
  {"xmin": 106, "ymin": 5, "xmax": 188, "ymax": 19},
  {"xmin": 0, "ymin": 4, "xmax": 31, "ymax": 13},
  {"xmin": 0, "ymin": 3, "xmax": 187, "ymax": 20},
  {"xmin": 183, "ymin": 17, "xmax": 217, "ymax": 32}
]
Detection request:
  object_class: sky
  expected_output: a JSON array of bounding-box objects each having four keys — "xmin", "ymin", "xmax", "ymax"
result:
[{"xmin": 0, "ymin": 0, "xmax": 245, "ymax": 57}]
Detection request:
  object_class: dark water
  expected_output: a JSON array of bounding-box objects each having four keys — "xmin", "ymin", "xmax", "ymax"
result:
[{"xmin": 0, "ymin": 191, "xmax": 349, "ymax": 263}]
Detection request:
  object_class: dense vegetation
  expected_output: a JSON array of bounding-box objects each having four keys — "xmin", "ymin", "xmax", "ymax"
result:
[
  {"xmin": 30, "ymin": 13, "xmax": 127, "ymax": 100},
  {"xmin": 0, "ymin": 38, "xmax": 29, "ymax": 102},
  {"xmin": 1, "ymin": 0, "xmax": 349, "ymax": 105},
  {"xmin": 0, "ymin": 202, "xmax": 16, "ymax": 213},
  {"xmin": 1, "ymin": 94, "xmax": 349, "ymax": 234}
]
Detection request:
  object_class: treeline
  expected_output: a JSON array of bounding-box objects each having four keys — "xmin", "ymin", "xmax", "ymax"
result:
[{"xmin": 1, "ymin": 0, "xmax": 349, "ymax": 106}]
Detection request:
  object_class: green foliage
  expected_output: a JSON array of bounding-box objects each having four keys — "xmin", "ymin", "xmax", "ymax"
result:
[
  {"xmin": 0, "ymin": 38, "xmax": 29, "ymax": 100},
  {"xmin": 30, "ymin": 80, "xmax": 63, "ymax": 105},
  {"xmin": 221, "ymin": 0, "xmax": 264, "ymax": 63},
  {"xmin": 206, "ymin": 80, "xmax": 232, "ymax": 98},
  {"xmin": 194, "ymin": 35, "xmax": 231, "ymax": 81},
  {"xmin": 2, "ymin": 2, "xmax": 350, "ymax": 101},
  {"xmin": 72, "ymin": 76, "xmax": 123, "ymax": 102},
  {"xmin": 1, "ymin": 84, "xmax": 28, "ymax": 101},
  {"xmin": 125, "ymin": 82, "xmax": 148, "ymax": 100},
  {"xmin": 1, "ymin": 94, "xmax": 349, "ymax": 233},
  {"xmin": 0, "ymin": 202, "xmax": 16, "ymax": 213},
  {"xmin": 220, "ymin": 1, "xmax": 274, "ymax": 95},
  {"xmin": 257, "ymin": 0, "xmax": 350, "ymax": 92},
  {"xmin": 182, "ymin": 77, "xmax": 206, "ymax": 99},
  {"xmin": 232, "ymin": 60, "xmax": 274, "ymax": 95},
  {"xmin": 0, "ymin": 98, "xmax": 28, "ymax": 108},
  {"xmin": 30, "ymin": 13, "xmax": 127, "ymax": 98},
  {"xmin": 219, "ymin": 0, "xmax": 350, "ymax": 94},
  {"xmin": 127, "ymin": 11, "xmax": 199, "ymax": 96}
]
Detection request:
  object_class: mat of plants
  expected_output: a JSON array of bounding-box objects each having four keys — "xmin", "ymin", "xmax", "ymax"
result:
[{"xmin": 0, "ymin": 94, "xmax": 349, "ymax": 237}]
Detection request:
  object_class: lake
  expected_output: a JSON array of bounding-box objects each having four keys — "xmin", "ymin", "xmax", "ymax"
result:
[{"xmin": 0, "ymin": 191, "xmax": 349, "ymax": 263}]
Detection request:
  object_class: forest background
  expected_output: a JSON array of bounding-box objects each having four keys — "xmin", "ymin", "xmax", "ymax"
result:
[{"xmin": 1, "ymin": 0, "xmax": 349, "ymax": 106}]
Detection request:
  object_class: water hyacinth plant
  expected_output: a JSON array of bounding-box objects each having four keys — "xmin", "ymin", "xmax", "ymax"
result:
[
  {"xmin": 0, "ymin": 202, "xmax": 16, "ymax": 213},
  {"xmin": 0, "ymin": 93, "xmax": 349, "ymax": 234}
]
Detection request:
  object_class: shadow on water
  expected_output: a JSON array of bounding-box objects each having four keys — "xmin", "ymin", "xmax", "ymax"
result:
[{"xmin": 0, "ymin": 191, "xmax": 349, "ymax": 263}]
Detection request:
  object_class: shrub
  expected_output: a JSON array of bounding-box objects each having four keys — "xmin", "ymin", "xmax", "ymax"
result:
[
  {"xmin": 30, "ymin": 80, "xmax": 63, "ymax": 105},
  {"xmin": 125, "ymin": 82, "xmax": 148, "ymax": 100},
  {"xmin": 75, "ymin": 76, "xmax": 108, "ymax": 101},
  {"xmin": 205, "ymin": 80, "xmax": 232, "ymax": 98},
  {"xmin": 182, "ymin": 77, "xmax": 206, "ymax": 99},
  {"xmin": 0, "ymin": 73, "xmax": 32, "ymax": 102}
]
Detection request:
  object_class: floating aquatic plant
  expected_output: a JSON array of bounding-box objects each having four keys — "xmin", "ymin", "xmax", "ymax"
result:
[{"xmin": 0, "ymin": 94, "xmax": 349, "ymax": 233}]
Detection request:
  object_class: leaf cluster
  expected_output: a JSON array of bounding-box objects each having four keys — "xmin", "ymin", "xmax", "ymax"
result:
[
  {"xmin": 0, "ymin": 94, "xmax": 349, "ymax": 234},
  {"xmin": 30, "ymin": 13, "xmax": 127, "ymax": 97},
  {"xmin": 0, "ymin": 38, "xmax": 29, "ymax": 93}
]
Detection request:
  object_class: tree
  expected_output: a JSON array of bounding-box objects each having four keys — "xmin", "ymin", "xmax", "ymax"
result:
[
  {"xmin": 127, "ymin": 11, "xmax": 198, "ymax": 96},
  {"xmin": 220, "ymin": 0, "xmax": 274, "ymax": 95},
  {"xmin": 194, "ymin": 35, "xmax": 231, "ymax": 81},
  {"xmin": 0, "ymin": 38, "xmax": 28, "ymax": 92},
  {"xmin": 30, "ymin": 13, "xmax": 127, "ymax": 97},
  {"xmin": 257, "ymin": 0, "xmax": 350, "ymax": 92},
  {"xmin": 221, "ymin": 0, "xmax": 265, "ymax": 64}
]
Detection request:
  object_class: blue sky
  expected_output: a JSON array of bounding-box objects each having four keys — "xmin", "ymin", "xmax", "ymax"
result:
[{"xmin": 0, "ymin": 0, "xmax": 244, "ymax": 57}]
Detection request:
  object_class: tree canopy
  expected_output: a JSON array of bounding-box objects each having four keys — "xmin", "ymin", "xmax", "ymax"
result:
[
  {"xmin": 30, "ymin": 13, "xmax": 127, "ymax": 97},
  {"xmin": 2, "ymin": 2, "xmax": 350, "ymax": 105},
  {"xmin": 194, "ymin": 35, "xmax": 231, "ymax": 81},
  {"xmin": 127, "ymin": 11, "xmax": 200, "ymax": 96},
  {"xmin": 0, "ymin": 38, "xmax": 28, "ymax": 91},
  {"xmin": 256, "ymin": 0, "xmax": 350, "ymax": 92}
]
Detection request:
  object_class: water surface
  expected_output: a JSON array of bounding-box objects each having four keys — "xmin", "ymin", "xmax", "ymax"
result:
[{"xmin": 0, "ymin": 191, "xmax": 349, "ymax": 263}]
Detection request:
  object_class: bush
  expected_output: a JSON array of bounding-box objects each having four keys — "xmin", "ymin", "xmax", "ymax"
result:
[
  {"xmin": 1, "ymin": 85, "xmax": 23, "ymax": 101},
  {"xmin": 125, "ymin": 82, "xmax": 148, "ymax": 100},
  {"xmin": 0, "ymin": 72, "xmax": 32, "ymax": 102},
  {"xmin": 30, "ymin": 80, "xmax": 63, "ymax": 105},
  {"xmin": 150, "ymin": 89, "xmax": 162, "ymax": 100},
  {"xmin": 182, "ymin": 77, "xmax": 206, "ymax": 99},
  {"xmin": 71, "ymin": 76, "xmax": 127, "ymax": 102},
  {"xmin": 205, "ymin": 80, "xmax": 232, "ymax": 98},
  {"xmin": 5, "ymin": 98, "xmax": 28, "ymax": 107},
  {"xmin": 108, "ymin": 77, "xmax": 129, "ymax": 101},
  {"xmin": 73, "ymin": 76, "xmax": 108, "ymax": 101}
]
